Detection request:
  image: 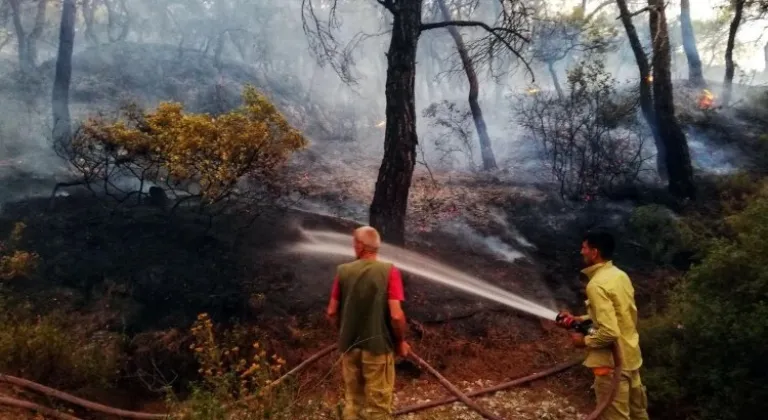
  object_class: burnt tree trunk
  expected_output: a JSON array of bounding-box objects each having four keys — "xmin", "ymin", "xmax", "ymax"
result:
[
  {"xmin": 214, "ymin": 32, "xmax": 226, "ymax": 68},
  {"xmin": 680, "ymin": 0, "xmax": 706, "ymax": 87},
  {"xmin": 649, "ymin": 0, "xmax": 695, "ymax": 199},
  {"xmin": 723, "ymin": 0, "xmax": 745, "ymax": 106},
  {"xmin": 82, "ymin": 0, "xmax": 98, "ymax": 45},
  {"xmin": 547, "ymin": 61, "xmax": 564, "ymax": 100},
  {"xmin": 52, "ymin": 0, "xmax": 76, "ymax": 145},
  {"xmin": 369, "ymin": 1, "xmax": 423, "ymax": 245},
  {"xmin": 9, "ymin": 0, "xmax": 48, "ymax": 73},
  {"xmin": 27, "ymin": 0, "xmax": 48, "ymax": 66},
  {"xmin": 616, "ymin": 0, "xmax": 666, "ymax": 181},
  {"xmin": 436, "ymin": 0, "xmax": 497, "ymax": 170},
  {"xmin": 8, "ymin": 0, "xmax": 30, "ymax": 72}
]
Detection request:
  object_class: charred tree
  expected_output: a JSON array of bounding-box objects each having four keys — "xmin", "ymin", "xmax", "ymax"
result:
[
  {"xmin": 680, "ymin": 0, "xmax": 706, "ymax": 87},
  {"xmin": 368, "ymin": 1, "xmax": 423, "ymax": 245},
  {"xmin": 616, "ymin": 0, "xmax": 665, "ymax": 181},
  {"xmin": 547, "ymin": 61, "xmax": 564, "ymax": 99},
  {"xmin": 52, "ymin": 0, "xmax": 76, "ymax": 145},
  {"xmin": 81, "ymin": 0, "xmax": 98, "ymax": 45},
  {"xmin": 303, "ymin": 0, "xmax": 531, "ymax": 244},
  {"xmin": 105, "ymin": 0, "xmax": 130, "ymax": 42},
  {"xmin": 649, "ymin": 0, "xmax": 695, "ymax": 199},
  {"xmin": 8, "ymin": 0, "xmax": 49, "ymax": 73},
  {"xmin": 723, "ymin": 0, "xmax": 746, "ymax": 106},
  {"xmin": 436, "ymin": 0, "xmax": 497, "ymax": 170}
]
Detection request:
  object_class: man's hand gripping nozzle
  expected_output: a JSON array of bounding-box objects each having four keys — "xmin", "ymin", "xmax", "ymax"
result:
[{"xmin": 555, "ymin": 312, "xmax": 595, "ymax": 336}]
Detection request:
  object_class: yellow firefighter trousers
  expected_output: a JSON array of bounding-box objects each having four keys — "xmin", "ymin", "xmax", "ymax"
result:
[
  {"xmin": 341, "ymin": 348, "xmax": 395, "ymax": 420},
  {"xmin": 593, "ymin": 369, "xmax": 650, "ymax": 420}
]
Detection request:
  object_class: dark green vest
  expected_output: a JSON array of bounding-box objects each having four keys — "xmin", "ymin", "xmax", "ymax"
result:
[{"xmin": 336, "ymin": 259, "xmax": 394, "ymax": 355}]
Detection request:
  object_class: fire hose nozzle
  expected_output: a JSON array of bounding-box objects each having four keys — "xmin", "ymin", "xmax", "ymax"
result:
[{"xmin": 555, "ymin": 312, "xmax": 595, "ymax": 336}]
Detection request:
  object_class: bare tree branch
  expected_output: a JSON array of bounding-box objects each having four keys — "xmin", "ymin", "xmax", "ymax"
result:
[
  {"xmin": 421, "ymin": 20, "xmax": 528, "ymax": 42},
  {"xmin": 616, "ymin": 6, "xmax": 651, "ymax": 20},
  {"xmin": 421, "ymin": 19, "xmax": 533, "ymax": 79},
  {"xmin": 300, "ymin": 0, "xmax": 357, "ymax": 84}
]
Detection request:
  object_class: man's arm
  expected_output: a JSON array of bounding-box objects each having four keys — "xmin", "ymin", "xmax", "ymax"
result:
[
  {"xmin": 387, "ymin": 266, "xmax": 409, "ymax": 355},
  {"xmin": 326, "ymin": 274, "xmax": 340, "ymax": 329},
  {"xmin": 388, "ymin": 299, "xmax": 407, "ymax": 344},
  {"xmin": 584, "ymin": 283, "xmax": 620, "ymax": 348}
]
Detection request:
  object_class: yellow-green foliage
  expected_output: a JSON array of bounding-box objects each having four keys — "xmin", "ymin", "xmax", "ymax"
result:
[
  {"xmin": 170, "ymin": 313, "xmax": 324, "ymax": 419},
  {"xmin": 641, "ymin": 184, "xmax": 768, "ymax": 419},
  {"xmin": 0, "ymin": 311, "xmax": 120, "ymax": 391},
  {"xmin": 76, "ymin": 85, "xmax": 307, "ymax": 203},
  {"xmin": 0, "ymin": 222, "xmax": 39, "ymax": 280}
]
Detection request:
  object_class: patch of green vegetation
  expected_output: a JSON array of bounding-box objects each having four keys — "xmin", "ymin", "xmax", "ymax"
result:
[
  {"xmin": 641, "ymin": 182, "xmax": 768, "ymax": 420},
  {"xmin": 0, "ymin": 306, "xmax": 121, "ymax": 391},
  {"xmin": 165, "ymin": 313, "xmax": 327, "ymax": 419},
  {"xmin": 629, "ymin": 205, "xmax": 698, "ymax": 266}
]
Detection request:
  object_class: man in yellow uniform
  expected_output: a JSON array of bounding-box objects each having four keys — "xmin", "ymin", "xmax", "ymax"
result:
[{"xmin": 558, "ymin": 231, "xmax": 649, "ymax": 419}]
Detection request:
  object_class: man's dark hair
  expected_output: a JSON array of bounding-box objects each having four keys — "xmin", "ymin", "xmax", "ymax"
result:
[{"xmin": 584, "ymin": 231, "xmax": 615, "ymax": 260}]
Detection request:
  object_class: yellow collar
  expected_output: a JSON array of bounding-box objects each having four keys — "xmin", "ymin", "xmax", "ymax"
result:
[{"xmin": 580, "ymin": 261, "xmax": 613, "ymax": 279}]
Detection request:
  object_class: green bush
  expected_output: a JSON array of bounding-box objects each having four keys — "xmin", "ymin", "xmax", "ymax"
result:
[
  {"xmin": 629, "ymin": 205, "xmax": 697, "ymax": 265},
  {"xmin": 0, "ymin": 308, "xmax": 121, "ymax": 391},
  {"xmin": 167, "ymin": 314, "xmax": 327, "ymax": 419},
  {"xmin": 641, "ymin": 184, "xmax": 768, "ymax": 419},
  {"xmin": 639, "ymin": 309, "xmax": 689, "ymax": 419}
]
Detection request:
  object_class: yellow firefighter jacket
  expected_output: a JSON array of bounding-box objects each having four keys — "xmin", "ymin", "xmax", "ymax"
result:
[{"xmin": 580, "ymin": 261, "xmax": 643, "ymax": 371}]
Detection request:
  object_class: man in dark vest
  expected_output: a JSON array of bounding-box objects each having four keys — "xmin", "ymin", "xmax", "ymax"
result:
[{"xmin": 326, "ymin": 226, "xmax": 410, "ymax": 420}]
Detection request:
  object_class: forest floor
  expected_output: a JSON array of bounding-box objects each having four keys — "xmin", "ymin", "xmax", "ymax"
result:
[
  {"xmin": 0, "ymin": 144, "xmax": 677, "ymax": 419},
  {"xmin": 0, "ymin": 46, "xmax": 709, "ymax": 417}
]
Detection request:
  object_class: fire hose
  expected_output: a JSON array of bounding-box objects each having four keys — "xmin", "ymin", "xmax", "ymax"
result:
[
  {"xmin": 0, "ymin": 374, "xmax": 165, "ymax": 419},
  {"xmin": 0, "ymin": 324, "xmax": 622, "ymax": 419},
  {"xmin": 409, "ymin": 352, "xmax": 502, "ymax": 420}
]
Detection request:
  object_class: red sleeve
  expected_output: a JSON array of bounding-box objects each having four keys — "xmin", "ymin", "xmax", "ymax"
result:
[
  {"xmin": 330, "ymin": 274, "xmax": 340, "ymax": 301},
  {"xmin": 387, "ymin": 266, "xmax": 405, "ymax": 301}
]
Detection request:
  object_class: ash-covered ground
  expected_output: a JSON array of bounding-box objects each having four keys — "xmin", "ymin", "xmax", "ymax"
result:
[{"xmin": 0, "ymin": 39, "xmax": 763, "ymax": 417}]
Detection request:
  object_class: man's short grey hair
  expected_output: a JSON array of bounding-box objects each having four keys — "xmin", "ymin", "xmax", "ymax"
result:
[{"xmin": 354, "ymin": 226, "xmax": 381, "ymax": 250}]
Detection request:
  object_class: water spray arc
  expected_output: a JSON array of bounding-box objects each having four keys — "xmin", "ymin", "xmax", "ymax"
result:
[
  {"xmin": 288, "ymin": 227, "xmax": 621, "ymax": 419},
  {"xmin": 292, "ymin": 228, "xmax": 559, "ymax": 320}
]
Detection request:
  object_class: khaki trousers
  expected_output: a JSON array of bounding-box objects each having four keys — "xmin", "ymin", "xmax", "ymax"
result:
[
  {"xmin": 341, "ymin": 348, "xmax": 395, "ymax": 420},
  {"xmin": 593, "ymin": 369, "xmax": 650, "ymax": 420}
]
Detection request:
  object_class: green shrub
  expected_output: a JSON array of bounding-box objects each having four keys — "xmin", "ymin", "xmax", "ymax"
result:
[
  {"xmin": 642, "ymin": 184, "xmax": 768, "ymax": 419},
  {"xmin": 168, "ymin": 313, "xmax": 327, "ymax": 419},
  {"xmin": 639, "ymin": 309, "xmax": 689, "ymax": 418},
  {"xmin": 630, "ymin": 205, "xmax": 697, "ymax": 265},
  {"xmin": 714, "ymin": 172, "xmax": 763, "ymax": 216},
  {"xmin": 0, "ymin": 309, "xmax": 120, "ymax": 391}
]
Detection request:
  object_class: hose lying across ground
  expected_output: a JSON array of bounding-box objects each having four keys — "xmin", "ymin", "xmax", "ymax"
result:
[
  {"xmin": 409, "ymin": 352, "xmax": 502, "ymax": 420},
  {"xmin": 394, "ymin": 357, "xmax": 583, "ymax": 416},
  {"xmin": 0, "ymin": 395, "xmax": 83, "ymax": 420},
  {"xmin": 0, "ymin": 343, "xmax": 622, "ymax": 419},
  {"xmin": 0, "ymin": 374, "xmax": 166, "ymax": 419}
]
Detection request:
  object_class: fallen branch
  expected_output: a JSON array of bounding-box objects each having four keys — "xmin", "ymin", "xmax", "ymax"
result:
[
  {"xmin": 0, "ymin": 394, "xmax": 83, "ymax": 420},
  {"xmin": 395, "ymin": 358, "xmax": 582, "ymax": 415},
  {"xmin": 0, "ymin": 374, "xmax": 167, "ymax": 419},
  {"xmin": 409, "ymin": 351, "xmax": 502, "ymax": 420}
]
